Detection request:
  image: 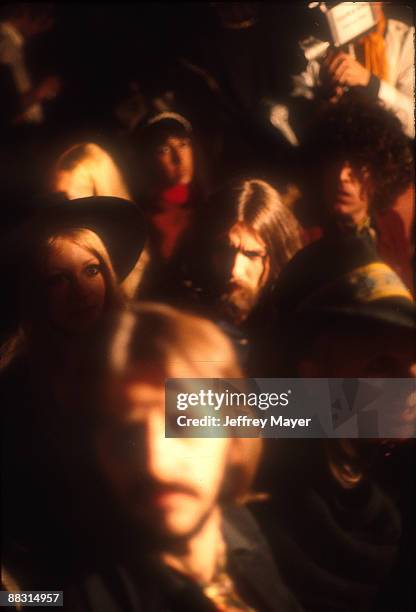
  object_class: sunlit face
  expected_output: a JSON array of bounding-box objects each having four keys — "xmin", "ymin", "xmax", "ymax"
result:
[
  {"xmin": 96, "ymin": 375, "xmax": 230, "ymax": 543},
  {"xmin": 212, "ymin": 222, "xmax": 270, "ymax": 323},
  {"xmin": 323, "ymin": 160, "xmax": 373, "ymax": 228},
  {"xmin": 153, "ymin": 136, "xmax": 194, "ymax": 187},
  {"xmin": 42, "ymin": 237, "xmax": 106, "ymax": 333}
]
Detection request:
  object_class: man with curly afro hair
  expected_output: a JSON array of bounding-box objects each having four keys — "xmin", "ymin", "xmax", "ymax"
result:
[
  {"xmin": 302, "ymin": 99, "xmax": 412, "ymax": 214},
  {"xmin": 289, "ymin": 99, "xmax": 414, "ymax": 295}
]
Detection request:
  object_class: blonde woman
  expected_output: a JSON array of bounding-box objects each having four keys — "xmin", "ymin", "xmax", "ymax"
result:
[
  {"xmin": 51, "ymin": 143, "xmax": 149, "ymax": 297},
  {"xmin": 1, "ymin": 195, "xmax": 145, "ymax": 367},
  {"xmin": 1, "ymin": 195, "xmax": 146, "ymax": 587}
]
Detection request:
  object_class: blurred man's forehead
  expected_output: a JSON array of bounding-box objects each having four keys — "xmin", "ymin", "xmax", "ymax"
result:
[
  {"xmin": 124, "ymin": 381, "xmax": 164, "ymax": 411},
  {"xmin": 105, "ymin": 377, "xmax": 165, "ymax": 421}
]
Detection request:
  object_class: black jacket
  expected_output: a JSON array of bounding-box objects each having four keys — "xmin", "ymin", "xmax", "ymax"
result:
[{"xmin": 61, "ymin": 504, "xmax": 303, "ymax": 612}]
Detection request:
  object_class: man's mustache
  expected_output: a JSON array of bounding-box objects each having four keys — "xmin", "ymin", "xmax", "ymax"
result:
[
  {"xmin": 130, "ymin": 479, "xmax": 199, "ymax": 501},
  {"xmin": 222, "ymin": 281, "xmax": 250, "ymax": 295}
]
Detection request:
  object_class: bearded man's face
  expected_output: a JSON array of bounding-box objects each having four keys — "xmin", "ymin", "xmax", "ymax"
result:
[{"xmin": 211, "ymin": 223, "xmax": 270, "ymax": 324}]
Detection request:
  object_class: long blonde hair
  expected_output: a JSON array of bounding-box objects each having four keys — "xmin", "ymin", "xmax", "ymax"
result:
[
  {"xmin": 50, "ymin": 143, "xmax": 149, "ymax": 297},
  {"xmin": 52, "ymin": 143, "xmax": 131, "ymax": 200},
  {"xmin": 1, "ymin": 226, "xmax": 124, "ymax": 370},
  {"xmin": 24, "ymin": 227, "xmax": 122, "ymax": 326}
]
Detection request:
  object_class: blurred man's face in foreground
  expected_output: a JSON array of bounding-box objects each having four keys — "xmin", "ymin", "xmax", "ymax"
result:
[{"xmin": 96, "ymin": 373, "xmax": 230, "ymax": 543}]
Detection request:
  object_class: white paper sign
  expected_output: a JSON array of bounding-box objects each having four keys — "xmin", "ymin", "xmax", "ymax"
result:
[{"xmin": 327, "ymin": 2, "xmax": 376, "ymax": 47}]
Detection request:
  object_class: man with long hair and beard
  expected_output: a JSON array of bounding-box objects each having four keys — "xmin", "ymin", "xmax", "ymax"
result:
[{"xmin": 142, "ymin": 178, "xmax": 302, "ymax": 375}]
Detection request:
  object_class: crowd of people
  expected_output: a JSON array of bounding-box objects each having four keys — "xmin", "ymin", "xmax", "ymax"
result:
[{"xmin": 1, "ymin": 3, "xmax": 415, "ymax": 611}]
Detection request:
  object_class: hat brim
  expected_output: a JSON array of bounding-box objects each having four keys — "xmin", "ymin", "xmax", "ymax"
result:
[
  {"xmin": 301, "ymin": 298, "xmax": 416, "ymax": 331},
  {"xmin": 25, "ymin": 195, "xmax": 147, "ymax": 281}
]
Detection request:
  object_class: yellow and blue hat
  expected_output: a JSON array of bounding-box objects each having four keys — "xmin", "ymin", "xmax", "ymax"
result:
[
  {"xmin": 297, "ymin": 257, "xmax": 415, "ymax": 330},
  {"xmin": 276, "ymin": 233, "xmax": 415, "ymax": 332}
]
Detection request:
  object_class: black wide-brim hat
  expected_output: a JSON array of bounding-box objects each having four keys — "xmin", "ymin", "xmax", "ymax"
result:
[
  {"xmin": 10, "ymin": 194, "xmax": 147, "ymax": 281},
  {"xmin": 0, "ymin": 194, "xmax": 147, "ymax": 338}
]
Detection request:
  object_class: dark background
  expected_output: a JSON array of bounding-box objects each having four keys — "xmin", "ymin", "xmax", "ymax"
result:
[{"xmin": 2, "ymin": 3, "xmax": 413, "ymax": 132}]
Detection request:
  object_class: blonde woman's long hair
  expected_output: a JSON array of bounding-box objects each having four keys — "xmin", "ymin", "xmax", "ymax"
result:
[
  {"xmin": 52, "ymin": 143, "xmax": 131, "ymax": 201},
  {"xmin": 50, "ymin": 143, "xmax": 149, "ymax": 297},
  {"xmin": 1, "ymin": 226, "xmax": 123, "ymax": 371}
]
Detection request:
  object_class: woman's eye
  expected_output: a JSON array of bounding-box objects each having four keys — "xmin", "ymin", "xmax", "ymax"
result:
[
  {"xmin": 157, "ymin": 146, "xmax": 170, "ymax": 155},
  {"xmin": 84, "ymin": 264, "xmax": 101, "ymax": 277}
]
